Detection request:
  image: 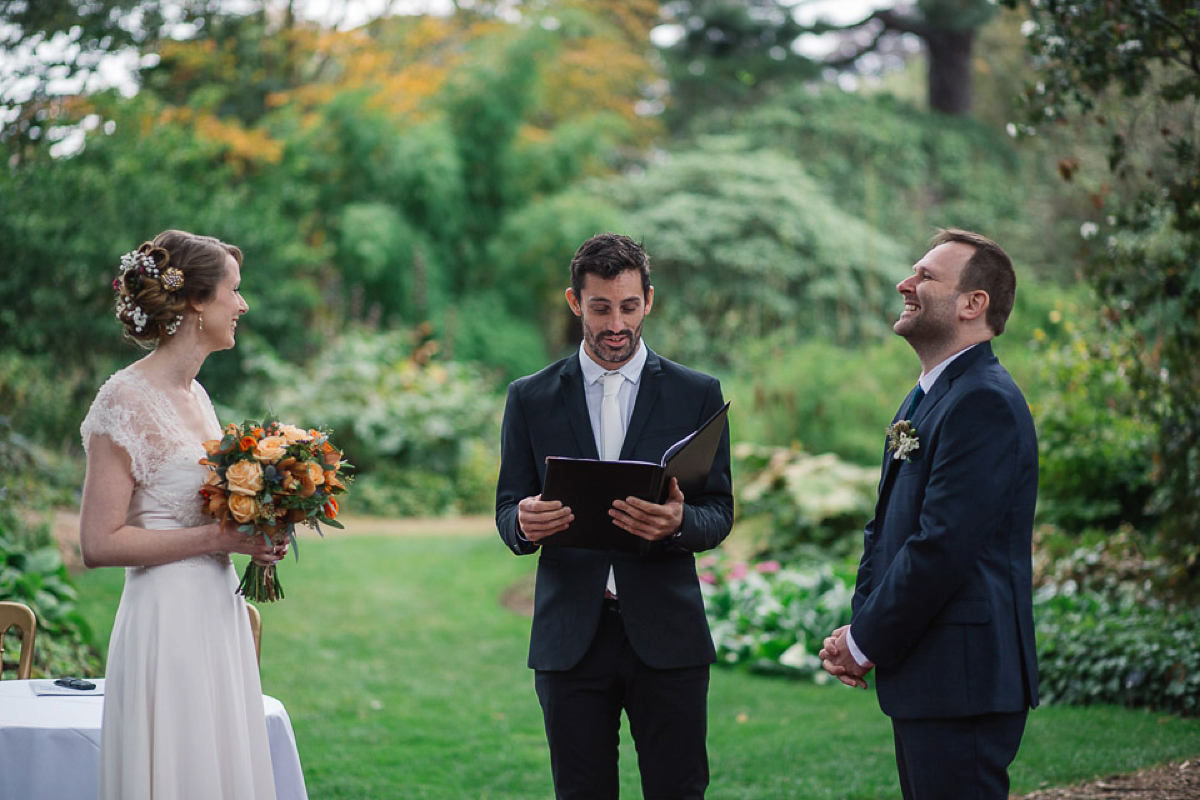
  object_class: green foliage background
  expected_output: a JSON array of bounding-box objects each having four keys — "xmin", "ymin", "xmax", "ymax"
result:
[{"xmin": 0, "ymin": 0, "xmax": 1192, "ymax": 711}]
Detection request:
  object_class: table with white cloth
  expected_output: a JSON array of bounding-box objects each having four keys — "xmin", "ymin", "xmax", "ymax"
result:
[{"xmin": 0, "ymin": 679, "xmax": 308, "ymax": 800}]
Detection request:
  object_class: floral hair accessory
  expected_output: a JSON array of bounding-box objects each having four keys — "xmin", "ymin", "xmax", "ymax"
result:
[
  {"xmin": 113, "ymin": 244, "xmax": 186, "ymax": 334},
  {"xmin": 885, "ymin": 420, "xmax": 920, "ymax": 461},
  {"xmin": 116, "ymin": 245, "xmax": 183, "ymax": 292},
  {"xmin": 160, "ymin": 267, "xmax": 185, "ymax": 292}
]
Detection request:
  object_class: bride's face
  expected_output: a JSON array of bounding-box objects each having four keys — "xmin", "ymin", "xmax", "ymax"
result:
[{"xmin": 201, "ymin": 255, "xmax": 248, "ymax": 351}]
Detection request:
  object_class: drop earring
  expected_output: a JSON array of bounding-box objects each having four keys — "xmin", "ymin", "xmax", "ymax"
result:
[{"xmin": 198, "ymin": 314, "xmax": 204, "ymax": 331}]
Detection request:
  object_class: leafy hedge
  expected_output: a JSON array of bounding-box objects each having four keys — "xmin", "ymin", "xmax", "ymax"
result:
[
  {"xmin": 1033, "ymin": 530, "xmax": 1199, "ymax": 715},
  {"xmin": 1034, "ymin": 591, "xmax": 1200, "ymax": 715}
]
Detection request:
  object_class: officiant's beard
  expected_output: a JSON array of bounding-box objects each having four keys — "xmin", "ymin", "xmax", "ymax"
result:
[{"xmin": 583, "ymin": 320, "xmax": 643, "ymax": 367}]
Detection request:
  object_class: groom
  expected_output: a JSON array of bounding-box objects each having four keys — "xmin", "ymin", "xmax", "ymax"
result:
[
  {"xmin": 820, "ymin": 229, "xmax": 1039, "ymax": 800},
  {"xmin": 495, "ymin": 233, "xmax": 733, "ymax": 799}
]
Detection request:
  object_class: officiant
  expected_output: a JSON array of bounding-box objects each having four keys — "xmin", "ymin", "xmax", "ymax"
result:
[{"xmin": 495, "ymin": 232, "xmax": 734, "ymax": 800}]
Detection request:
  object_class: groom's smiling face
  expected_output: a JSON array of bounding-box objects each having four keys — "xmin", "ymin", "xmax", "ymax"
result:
[{"xmin": 893, "ymin": 241, "xmax": 974, "ymax": 345}]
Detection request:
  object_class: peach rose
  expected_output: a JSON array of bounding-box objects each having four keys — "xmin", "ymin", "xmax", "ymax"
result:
[
  {"xmin": 277, "ymin": 424, "xmax": 309, "ymax": 444},
  {"xmin": 253, "ymin": 435, "xmax": 288, "ymax": 463},
  {"xmin": 225, "ymin": 459, "xmax": 264, "ymax": 496},
  {"xmin": 323, "ymin": 471, "xmax": 345, "ymax": 492},
  {"xmin": 228, "ymin": 493, "xmax": 261, "ymax": 524}
]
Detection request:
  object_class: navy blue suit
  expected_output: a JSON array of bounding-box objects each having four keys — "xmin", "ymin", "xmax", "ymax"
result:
[
  {"xmin": 851, "ymin": 342, "xmax": 1038, "ymax": 799},
  {"xmin": 496, "ymin": 347, "xmax": 733, "ymax": 799}
]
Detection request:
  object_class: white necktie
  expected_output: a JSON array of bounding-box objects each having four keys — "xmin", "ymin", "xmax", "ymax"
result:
[{"xmin": 600, "ymin": 371, "xmax": 624, "ymax": 461}]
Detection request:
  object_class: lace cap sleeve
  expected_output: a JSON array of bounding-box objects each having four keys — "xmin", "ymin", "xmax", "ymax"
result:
[{"xmin": 80, "ymin": 367, "xmax": 180, "ymax": 486}]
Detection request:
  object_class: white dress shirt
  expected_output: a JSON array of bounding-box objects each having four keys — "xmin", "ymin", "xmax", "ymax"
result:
[{"xmin": 578, "ymin": 341, "xmax": 647, "ymax": 597}]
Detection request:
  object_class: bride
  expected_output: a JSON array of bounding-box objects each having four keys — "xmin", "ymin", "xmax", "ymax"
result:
[{"xmin": 79, "ymin": 230, "xmax": 284, "ymax": 800}]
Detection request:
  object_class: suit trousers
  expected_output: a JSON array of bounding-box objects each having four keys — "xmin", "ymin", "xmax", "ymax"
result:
[
  {"xmin": 534, "ymin": 600, "xmax": 710, "ymax": 800},
  {"xmin": 891, "ymin": 711, "xmax": 1028, "ymax": 800}
]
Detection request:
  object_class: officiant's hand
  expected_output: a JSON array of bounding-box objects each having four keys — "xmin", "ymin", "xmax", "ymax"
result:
[
  {"xmin": 518, "ymin": 495, "xmax": 574, "ymax": 542},
  {"xmin": 611, "ymin": 478, "xmax": 685, "ymax": 542},
  {"xmin": 819, "ymin": 625, "xmax": 873, "ymax": 689}
]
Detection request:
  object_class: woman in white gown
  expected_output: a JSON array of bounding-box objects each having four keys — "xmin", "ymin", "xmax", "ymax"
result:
[{"xmin": 79, "ymin": 230, "xmax": 284, "ymax": 800}]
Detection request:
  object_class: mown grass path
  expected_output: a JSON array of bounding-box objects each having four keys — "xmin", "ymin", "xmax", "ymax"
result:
[{"xmin": 70, "ymin": 516, "xmax": 1200, "ymax": 799}]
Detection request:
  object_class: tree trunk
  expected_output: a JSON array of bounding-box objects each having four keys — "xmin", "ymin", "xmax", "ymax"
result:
[{"xmin": 924, "ymin": 28, "xmax": 974, "ymax": 115}]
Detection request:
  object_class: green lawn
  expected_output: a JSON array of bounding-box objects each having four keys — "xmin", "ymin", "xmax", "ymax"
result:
[{"xmin": 74, "ymin": 519, "xmax": 1200, "ymax": 799}]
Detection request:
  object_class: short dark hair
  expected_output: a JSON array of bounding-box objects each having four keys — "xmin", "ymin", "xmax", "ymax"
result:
[
  {"xmin": 930, "ymin": 228, "xmax": 1016, "ymax": 335},
  {"xmin": 569, "ymin": 233, "xmax": 651, "ymax": 301}
]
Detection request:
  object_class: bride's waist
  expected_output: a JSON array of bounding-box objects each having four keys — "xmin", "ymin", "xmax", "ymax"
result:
[{"xmin": 127, "ymin": 552, "xmax": 233, "ymax": 576}]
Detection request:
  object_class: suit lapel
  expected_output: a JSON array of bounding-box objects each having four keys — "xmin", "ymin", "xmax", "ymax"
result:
[
  {"xmin": 876, "ymin": 342, "xmax": 996, "ymax": 495},
  {"xmin": 558, "ymin": 357, "xmax": 600, "ymax": 459},
  {"xmin": 621, "ymin": 349, "xmax": 663, "ymax": 459}
]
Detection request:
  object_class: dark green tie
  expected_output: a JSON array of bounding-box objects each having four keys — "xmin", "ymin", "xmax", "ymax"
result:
[{"xmin": 906, "ymin": 385, "xmax": 925, "ymax": 419}]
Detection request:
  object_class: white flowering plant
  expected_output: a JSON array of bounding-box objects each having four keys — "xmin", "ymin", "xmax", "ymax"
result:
[{"xmin": 697, "ymin": 554, "xmax": 854, "ymax": 680}]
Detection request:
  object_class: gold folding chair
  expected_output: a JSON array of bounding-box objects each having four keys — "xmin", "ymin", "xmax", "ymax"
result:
[
  {"xmin": 0, "ymin": 601, "xmax": 37, "ymax": 680},
  {"xmin": 246, "ymin": 602, "xmax": 262, "ymax": 666}
]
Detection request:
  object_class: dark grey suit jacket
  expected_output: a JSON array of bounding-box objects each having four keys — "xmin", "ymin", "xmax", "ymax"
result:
[
  {"xmin": 496, "ymin": 348, "xmax": 734, "ymax": 671},
  {"xmin": 851, "ymin": 341, "xmax": 1039, "ymax": 719}
]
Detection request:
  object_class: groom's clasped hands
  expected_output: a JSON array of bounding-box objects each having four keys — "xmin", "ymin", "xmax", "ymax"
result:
[{"xmin": 819, "ymin": 624, "xmax": 874, "ymax": 690}]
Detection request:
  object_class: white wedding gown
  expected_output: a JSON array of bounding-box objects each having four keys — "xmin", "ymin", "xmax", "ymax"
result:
[{"xmin": 81, "ymin": 364, "xmax": 277, "ymax": 800}]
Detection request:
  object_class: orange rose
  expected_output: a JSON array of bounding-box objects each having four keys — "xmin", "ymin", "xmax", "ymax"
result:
[
  {"xmin": 322, "ymin": 496, "xmax": 339, "ymax": 519},
  {"xmin": 225, "ymin": 459, "xmax": 264, "ymax": 496},
  {"xmin": 253, "ymin": 435, "xmax": 288, "ymax": 463},
  {"xmin": 228, "ymin": 493, "xmax": 261, "ymax": 524},
  {"xmin": 202, "ymin": 486, "xmax": 228, "ymax": 519},
  {"xmin": 323, "ymin": 471, "xmax": 345, "ymax": 491},
  {"xmin": 292, "ymin": 460, "xmax": 325, "ymax": 498},
  {"xmin": 239, "ymin": 435, "xmax": 257, "ymax": 452},
  {"xmin": 319, "ymin": 440, "xmax": 342, "ymax": 468}
]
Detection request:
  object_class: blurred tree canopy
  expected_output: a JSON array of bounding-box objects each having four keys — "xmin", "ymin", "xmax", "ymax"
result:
[
  {"xmin": 0, "ymin": 0, "xmax": 661, "ymax": 397},
  {"xmin": 658, "ymin": 0, "xmax": 1001, "ymax": 121},
  {"xmin": 1004, "ymin": 0, "xmax": 1200, "ymax": 591},
  {"xmin": 0, "ymin": 0, "xmax": 1182, "ymax": 591}
]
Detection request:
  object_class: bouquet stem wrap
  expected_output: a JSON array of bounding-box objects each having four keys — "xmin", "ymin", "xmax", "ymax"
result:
[{"xmin": 237, "ymin": 528, "xmax": 291, "ymax": 603}]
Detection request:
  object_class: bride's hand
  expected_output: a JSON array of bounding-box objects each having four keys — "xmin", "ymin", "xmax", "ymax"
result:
[{"xmin": 214, "ymin": 522, "xmax": 287, "ymax": 563}]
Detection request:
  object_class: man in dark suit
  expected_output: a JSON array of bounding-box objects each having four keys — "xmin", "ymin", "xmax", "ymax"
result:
[
  {"xmin": 819, "ymin": 229, "xmax": 1039, "ymax": 800},
  {"xmin": 496, "ymin": 233, "xmax": 733, "ymax": 800}
]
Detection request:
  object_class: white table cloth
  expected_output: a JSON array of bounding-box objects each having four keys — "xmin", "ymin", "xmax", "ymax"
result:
[{"xmin": 0, "ymin": 679, "xmax": 308, "ymax": 800}]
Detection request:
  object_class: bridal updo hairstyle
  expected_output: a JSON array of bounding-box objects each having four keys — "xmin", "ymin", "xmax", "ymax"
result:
[{"xmin": 113, "ymin": 230, "xmax": 243, "ymax": 347}]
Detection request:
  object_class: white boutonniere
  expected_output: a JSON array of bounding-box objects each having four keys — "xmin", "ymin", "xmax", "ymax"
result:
[{"xmin": 886, "ymin": 420, "xmax": 920, "ymax": 461}]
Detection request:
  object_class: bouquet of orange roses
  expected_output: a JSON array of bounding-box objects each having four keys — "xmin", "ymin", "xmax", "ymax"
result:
[{"xmin": 199, "ymin": 417, "xmax": 351, "ymax": 602}]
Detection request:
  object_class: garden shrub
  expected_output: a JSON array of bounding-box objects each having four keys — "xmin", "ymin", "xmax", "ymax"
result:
[
  {"xmin": 1035, "ymin": 591, "xmax": 1200, "ymax": 715},
  {"xmin": 732, "ymin": 443, "xmax": 878, "ymax": 561},
  {"xmin": 233, "ymin": 328, "xmax": 502, "ymax": 517},
  {"xmin": 0, "ymin": 522, "xmax": 103, "ymax": 679},
  {"xmin": 1031, "ymin": 324, "xmax": 1156, "ymax": 533},
  {"xmin": 0, "ymin": 418, "xmax": 101, "ymax": 678},
  {"xmin": 698, "ymin": 553, "xmax": 854, "ymax": 680},
  {"xmin": 1033, "ymin": 529, "xmax": 1199, "ymax": 714}
]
